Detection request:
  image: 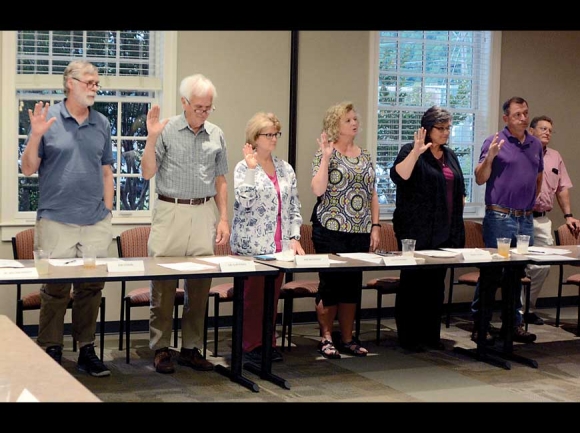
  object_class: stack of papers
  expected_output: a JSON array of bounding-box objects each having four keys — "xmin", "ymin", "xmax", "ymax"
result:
[
  {"xmin": 415, "ymin": 250, "xmax": 461, "ymax": 258},
  {"xmin": 336, "ymin": 253, "xmax": 383, "ymax": 264}
]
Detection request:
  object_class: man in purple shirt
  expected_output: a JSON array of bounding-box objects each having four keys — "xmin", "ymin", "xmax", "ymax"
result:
[
  {"xmin": 470, "ymin": 96, "xmax": 543, "ymax": 345},
  {"xmin": 524, "ymin": 115, "xmax": 580, "ymax": 325}
]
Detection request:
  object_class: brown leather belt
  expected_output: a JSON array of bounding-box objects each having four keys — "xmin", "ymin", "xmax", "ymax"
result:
[
  {"xmin": 486, "ymin": 205, "xmax": 532, "ymax": 217},
  {"xmin": 533, "ymin": 211, "xmax": 546, "ymax": 218},
  {"xmin": 158, "ymin": 194, "xmax": 212, "ymax": 205}
]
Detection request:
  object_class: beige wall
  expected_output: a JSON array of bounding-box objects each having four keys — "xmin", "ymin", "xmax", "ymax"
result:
[{"xmin": 1, "ymin": 31, "xmax": 579, "ymax": 326}]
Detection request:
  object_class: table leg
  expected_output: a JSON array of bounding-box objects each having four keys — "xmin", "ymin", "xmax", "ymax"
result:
[
  {"xmin": 453, "ymin": 266, "xmax": 511, "ymax": 370},
  {"xmin": 214, "ymin": 276, "xmax": 260, "ymax": 393},
  {"xmin": 243, "ymin": 273, "xmax": 290, "ymax": 389}
]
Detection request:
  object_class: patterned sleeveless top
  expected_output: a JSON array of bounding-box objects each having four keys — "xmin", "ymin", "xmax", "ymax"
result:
[{"xmin": 312, "ymin": 147, "xmax": 376, "ymax": 234}]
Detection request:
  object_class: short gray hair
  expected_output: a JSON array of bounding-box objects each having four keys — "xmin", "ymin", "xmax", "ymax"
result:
[
  {"xmin": 63, "ymin": 60, "xmax": 99, "ymax": 96},
  {"xmin": 179, "ymin": 73, "xmax": 217, "ymax": 101}
]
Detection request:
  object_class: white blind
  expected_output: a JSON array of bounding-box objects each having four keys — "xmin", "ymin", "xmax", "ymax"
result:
[{"xmin": 16, "ymin": 31, "xmax": 159, "ymax": 77}]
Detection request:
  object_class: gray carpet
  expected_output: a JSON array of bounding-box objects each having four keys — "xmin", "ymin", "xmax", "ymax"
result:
[{"xmin": 59, "ymin": 307, "xmax": 580, "ymax": 402}]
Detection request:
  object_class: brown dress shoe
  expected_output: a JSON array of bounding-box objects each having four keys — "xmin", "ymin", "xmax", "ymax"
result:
[
  {"xmin": 154, "ymin": 348, "xmax": 175, "ymax": 374},
  {"xmin": 177, "ymin": 347, "xmax": 214, "ymax": 371}
]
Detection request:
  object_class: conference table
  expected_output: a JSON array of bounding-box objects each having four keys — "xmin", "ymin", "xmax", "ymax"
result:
[
  {"xmin": 0, "ymin": 314, "xmax": 101, "ymax": 402},
  {"xmin": 256, "ymin": 249, "xmax": 545, "ymax": 370},
  {"xmin": 0, "ymin": 255, "xmax": 280, "ymax": 393}
]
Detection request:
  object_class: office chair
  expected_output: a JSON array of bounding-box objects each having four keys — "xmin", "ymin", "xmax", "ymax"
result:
[
  {"xmin": 279, "ymin": 224, "xmax": 319, "ymax": 352},
  {"xmin": 358, "ymin": 223, "xmax": 400, "ymax": 344},
  {"xmin": 116, "ymin": 226, "xmax": 183, "ymax": 364},
  {"xmin": 553, "ymin": 223, "xmax": 580, "ymax": 334},
  {"xmin": 445, "ymin": 220, "xmax": 532, "ymax": 330},
  {"xmin": 205, "ymin": 241, "xmax": 234, "ymax": 357},
  {"xmin": 12, "ymin": 228, "xmax": 106, "ymax": 359}
]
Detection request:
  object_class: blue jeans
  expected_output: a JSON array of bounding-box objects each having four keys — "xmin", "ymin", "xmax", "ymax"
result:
[{"xmin": 471, "ymin": 209, "xmax": 534, "ymax": 329}]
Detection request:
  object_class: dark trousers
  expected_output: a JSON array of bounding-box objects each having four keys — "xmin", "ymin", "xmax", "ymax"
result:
[{"xmin": 395, "ymin": 267, "xmax": 447, "ymax": 348}]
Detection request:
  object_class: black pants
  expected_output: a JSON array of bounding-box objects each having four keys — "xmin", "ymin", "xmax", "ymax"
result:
[
  {"xmin": 311, "ymin": 223, "xmax": 370, "ymax": 306},
  {"xmin": 395, "ymin": 267, "xmax": 447, "ymax": 348}
]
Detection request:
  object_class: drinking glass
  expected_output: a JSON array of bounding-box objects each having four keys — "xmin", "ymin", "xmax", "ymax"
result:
[{"xmin": 496, "ymin": 238, "xmax": 511, "ymax": 258}]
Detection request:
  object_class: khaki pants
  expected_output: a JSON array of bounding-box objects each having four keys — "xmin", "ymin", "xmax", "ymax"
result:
[
  {"xmin": 148, "ymin": 199, "xmax": 216, "ymax": 350},
  {"xmin": 35, "ymin": 215, "xmax": 112, "ymax": 348},
  {"xmin": 524, "ymin": 216, "xmax": 553, "ymax": 311}
]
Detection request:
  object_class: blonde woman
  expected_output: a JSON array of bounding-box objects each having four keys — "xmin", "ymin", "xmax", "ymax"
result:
[{"xmin": 230, "ymin": 112, "xmax": 304, "ymax": 365}]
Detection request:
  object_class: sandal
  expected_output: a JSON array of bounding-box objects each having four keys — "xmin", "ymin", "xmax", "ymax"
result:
[
  {"xmin": 338, "ymin": 340, "xmax": 368, "ymax": 357},
  {"xmin": 318, "ymin": 339, "xmax": 341, "ymax": 359}
]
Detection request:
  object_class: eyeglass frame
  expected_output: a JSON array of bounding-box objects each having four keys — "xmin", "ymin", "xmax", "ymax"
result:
[
  {"xmin": 183, "ymin": 97, "xmax": 215, "ymax": 114},
  {"xmin": 72, "ymin": 77, "xmax": 102, "ymax": 90},
  {"xmin": 432, "ymin": 125, "xmax": 453, "ymax": 132},
  {"xmin": 258, "ymin": 132, "xmax": 282, "ymax": 139}
]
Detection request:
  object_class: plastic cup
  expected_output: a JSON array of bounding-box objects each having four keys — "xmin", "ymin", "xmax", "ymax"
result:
[
  {"xmin": 496, "ymin": 237, "xmax": 511, "ymax": 258},
  {"xmin": 401, "ymin": 239, "xmax": 416, "ymax": 256},
  {"xmin": 83, "ymin": 245, "xmax": 97, "ymax": 269},
  {"xmin": 516, "ymin": 234, "xmax": 530, "ymax": 254},
  {"xmin": 33, "ymin": 249, "xmax": 50, "ymax": 275}
]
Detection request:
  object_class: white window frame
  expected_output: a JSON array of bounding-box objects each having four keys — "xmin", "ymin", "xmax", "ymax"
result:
[
  {"xmin": 366, "ymin": 31, "xmax": 502, "ymax": 220},
  {"xmin": 1, "ymin": 31, "xmax": 177, "ymax": 239}
]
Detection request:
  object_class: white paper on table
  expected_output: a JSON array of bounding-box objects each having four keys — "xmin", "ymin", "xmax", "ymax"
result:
[
  {"xmin": 16, "ymin": 388, "xmax": 39, "ymax": 402},
  {"xmin": 415, "ymin": 250, "xmax": 461, "ymax": 258},
  {"xmin": 50, "ymin": 258, "xmax": 123, "ymax": 267},
  {"xmin": 336, "ymin": 253, "xmax": 383, "ymax": 264},
  {"xmin": 159, "ymin": 262, "xmax": 216, "ymax": 271},
  {"xmin": 0, "ymin": 259, "xmax": 25, "ymax": 268},
  {"xmin": 49, "ymin": 259, "xmax": 83, "ymax": 267},
  {"xmin": 198, "ymin": 256, "xmax": 241, "ymax": 265},
  {"xmin": 273, "ymin": 251, "xmax": 295, "ymax": 262},
  {"xmin": 526, "ymin": 246, "xmax": 572, "ymax": 255},
  {"xmin": 528, "ymin": 254, "xmax": 578, "ymax": 262},
  {"xmin": 329, "ymin": 259, "xmax": 347, "ymax": 264}
]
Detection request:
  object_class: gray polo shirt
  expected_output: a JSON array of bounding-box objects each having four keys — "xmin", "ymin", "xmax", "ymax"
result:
[
  {"xmin": 32, "ymin": 100, "xmax": 114, "ymax": 225},
  {"xmin": 154, "ymin": 113, "xmax": 228, "ymax": 199}
]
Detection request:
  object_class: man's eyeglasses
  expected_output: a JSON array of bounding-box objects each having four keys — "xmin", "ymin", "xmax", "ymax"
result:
[
  {"xmin": 259, "ymin": 132, "xmax": 282, "ymax": 139},
  {"xmin": 72, "ymin": 77, "xmax": 102, "ymax": 90},
  {"xmin": 432, "ymin": 125, "xmax": 452, "ymax": 132},
  {"xmin": 184, "ymin": 97, "xmax": 215, "ymax": 114},
  {"xmin": 536, "ymin": 126, "xmax": 554, "ymax": 134}
]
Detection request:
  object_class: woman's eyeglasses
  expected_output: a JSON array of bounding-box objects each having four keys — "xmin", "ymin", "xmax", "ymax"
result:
[
  {"xmin": 259, "ymin": 132, "xmax": 282, "ymax": 139},
  {"xmin": 432, "ymin": 125, "xmax": 453, "ymax": 132}
]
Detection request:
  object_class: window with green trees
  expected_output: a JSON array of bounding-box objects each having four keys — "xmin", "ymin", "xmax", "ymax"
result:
[
  {"xmin": 372, "ymin": 31, "xmax": 496, "ymax": 217},
  {"xmin": 12, "ymin": 30, "xmax": 166, "ymax": 216}
]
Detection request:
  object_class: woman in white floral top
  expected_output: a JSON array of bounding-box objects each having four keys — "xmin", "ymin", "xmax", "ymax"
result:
[{"xmin": 230, "ymin": 112, "xmax": 305, "ymax": 365}]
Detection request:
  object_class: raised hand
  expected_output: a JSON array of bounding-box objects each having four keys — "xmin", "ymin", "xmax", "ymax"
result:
[
  {"xmin": 487, "ymin": 132, "xmax": 505, "ymax": 158},
  {"xmin": 316, "ymin": 131, "xmax": 334, "ymax": 159},
  {"xmin": 242, "ymin": 143, "xmax": 258, "ymax": 169},
  {"xmin": 28, "ymin": 101, "xmax": 57, "ymax": 136},
  {"xmin": 413, "ymin": 127, "xmax": 433, "ymax": 155},
  {"xmin": 146, "ymin": 104, "xmax": 169, "ymax": 137}
]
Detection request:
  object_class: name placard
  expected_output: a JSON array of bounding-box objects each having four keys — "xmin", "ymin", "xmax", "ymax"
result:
[
  {"xmin": 108, "ymin": 260, "xmax": 145, "ymax": 273},
  {"xmin": 295, "ymin": 254, "xmax": 330, "ymax": 267},
  {"xmin": 220, "ymin": 260, "xmax": 256, "ymax": 272},
  {"xmin": 382, "ymin": 256, "xmax": 417, "ymax": 266},
  {"xmin": 0, "ymin": 268, "xmax": 38, "ymax": 279},
  {"xmin": 462, "ymin": 250, "xmax": 492, "ymax": 262}
]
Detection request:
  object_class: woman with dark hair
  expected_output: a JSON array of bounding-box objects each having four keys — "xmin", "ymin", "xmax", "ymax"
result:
[{"xmin": 390, "ymin": 105, "xmax": 466, "ymax": 352}]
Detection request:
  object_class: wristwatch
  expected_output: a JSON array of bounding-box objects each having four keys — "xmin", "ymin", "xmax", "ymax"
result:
[
  {"xmin": 290, "ymin": 235, "xmax": 301, "ymax": 241},
  {"xmin": 564, "ymin": 213, "xmax": 574, "ymax": 218}
]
